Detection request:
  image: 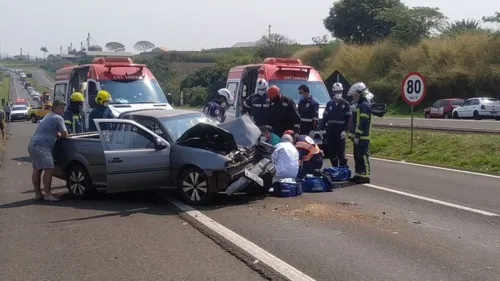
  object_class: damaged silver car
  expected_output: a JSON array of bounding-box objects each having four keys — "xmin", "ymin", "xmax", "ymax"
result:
[{"xmin": 52, "ymin": 109, "xmax": 274, "ymax": 205}]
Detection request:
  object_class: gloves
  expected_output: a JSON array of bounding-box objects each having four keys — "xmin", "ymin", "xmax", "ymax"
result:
[
  {"xmin": 340, "ymin": 131, "xmax": 346, "ymax": 139},
  {"xmin": 354, "ymin": 137, "xmax": 359, "ymax": 145}
]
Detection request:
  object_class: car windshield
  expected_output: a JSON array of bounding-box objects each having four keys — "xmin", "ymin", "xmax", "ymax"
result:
[
  {"xmin": 451, "ymin": 100, "xmax": 464, "ymax": 105},
  {"xmin": 100, "ymin": 79, "xmax": 168, "ymax": 105},
  {"xmin": 12, "ymin": 105, "xmax": 27, "ymax": 110},
  {"xmin": 159, "ymin": 113, "xmax": 219, "ymax": 142},
  {"xmin": 268, "ymin": 80, "xmax": 331, "ymax": 105},
  {"xmin": 483, "ymin": 98, "xmax": 500, "ymax": 104}
]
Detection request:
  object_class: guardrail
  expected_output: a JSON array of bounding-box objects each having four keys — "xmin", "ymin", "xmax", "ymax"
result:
[{"xmin": 373, "ymin": 123, "xmax": 500, "ymax": 134}]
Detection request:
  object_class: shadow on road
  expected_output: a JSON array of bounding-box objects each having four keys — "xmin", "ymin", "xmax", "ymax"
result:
[{"xmin": 12, "ymin": 156, "xmax": 32, "ymax": 163}]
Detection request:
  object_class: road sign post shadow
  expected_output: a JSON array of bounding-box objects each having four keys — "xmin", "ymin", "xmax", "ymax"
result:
[{"xmin": 401, "ymin": 72, "xmax": 426, "ymax": 153}]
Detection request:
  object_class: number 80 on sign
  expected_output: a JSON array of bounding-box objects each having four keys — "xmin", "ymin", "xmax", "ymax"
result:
[{"xmin": 401, "ymin": 72, "xmax": 426, "ymax": 106}]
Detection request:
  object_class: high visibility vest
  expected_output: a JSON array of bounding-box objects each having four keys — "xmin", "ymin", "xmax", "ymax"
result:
[{"xmin": 295, "ymin": 141, "xmax": 321, "ymax": 162}]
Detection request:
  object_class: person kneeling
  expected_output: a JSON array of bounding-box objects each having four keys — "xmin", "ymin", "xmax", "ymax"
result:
[
  {"xmin": 295, "ymin": 134, "xmax": 323, "ymax": 179},
  {"xmin": 271, "ymin": 134, "xmax": 299, "ymax": 184}
]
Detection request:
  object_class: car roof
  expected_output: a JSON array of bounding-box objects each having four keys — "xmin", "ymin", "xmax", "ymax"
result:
[{"xmin": 127, "ymin": 109, "xmax": 202, "ymax": 119}]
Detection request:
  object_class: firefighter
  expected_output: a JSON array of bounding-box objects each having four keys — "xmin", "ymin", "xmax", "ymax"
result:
[
  {"xmin": 297, "ymin": 85, "xmax": 319, "ymax": 136},
  {"xmin": 88, "ymin": 90, "xmax": 114, "ymax": 131},
  {"xmin": 319, "ymin": 82, "xmax": 351, "ymax": 167},
  {"xmin": 294, "ymin": 133, "xmax": 323, "ymax": 179},
  {"xmin": 242, "ymin": 79, "xmax": 270, "ymax": 127},
  {"xmin": 347, "ymin": 82, "xmax": 372, "ymax": 184},
  {"xmin": 63, "ymin": 92, "xmax": 85, "ymax": 134},
  {"xmin": 267, "ymin": 85, "xmax": 301, "ymax": 137},
  {"xmin": 203, "ymin": 88, "xmax": 234, "ymax": 122}
]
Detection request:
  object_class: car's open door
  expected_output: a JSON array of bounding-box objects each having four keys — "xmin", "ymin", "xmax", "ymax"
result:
[{"xmin": 95, "ymin": 119, "xmax": 171, "ymax": 193}]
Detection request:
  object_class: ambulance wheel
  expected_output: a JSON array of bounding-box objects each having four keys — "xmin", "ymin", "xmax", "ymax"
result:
[
  {"xmin": 66, "ymin": 164, "xmax": 94, "ymax": 199},
  {"xmin": 178, "ymin": 166, "xmax": 213, "ymax": 206},
  {"xmin": 424, "ymin": 113, "xmax": 430, "ymax": 119}
]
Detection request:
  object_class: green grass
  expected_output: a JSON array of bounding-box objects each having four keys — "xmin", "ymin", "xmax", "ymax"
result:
[
  {"xmin": 345, "ymin": 128, "xmax": 500, "ymax": 174},
  {"xmin": 0, "ymin": 60, "xmax": 38, "ymax": 67},
  {"xmin": 0, "ymin": 75, "xmax": 10, "ymax": 106},
  {"xmin": 27, "ymin": 77, "xmax": 50, "ymax": 93}
]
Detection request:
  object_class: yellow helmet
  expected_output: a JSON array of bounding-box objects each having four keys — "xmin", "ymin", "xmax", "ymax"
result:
[
  {"xmin": 95, "ymin": 90, "xmax": 112, "ymax": 105},
  {"xmin": 69, "ymin": 92, "xmax": 85, "ymax": 102}
]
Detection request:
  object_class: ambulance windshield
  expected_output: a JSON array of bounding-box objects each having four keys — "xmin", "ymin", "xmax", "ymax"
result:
[
  {"xmin": 100, "ymin": 79, "xmax": 168, "ymax": 104},
  {"xmin": 268, "ymin": 80, "xmax": 331, "ymax": 105}
]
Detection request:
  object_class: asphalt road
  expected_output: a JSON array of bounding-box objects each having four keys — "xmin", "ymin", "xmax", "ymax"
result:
[
  {"xmin": 32, "ymin": 69, "xmax": 55, "ymax": 88},
  {"xmin": 2, "ymin": 119, "xmax": 499, "ymax": 280},
  {"xmin": 10, "ymin": 72, "xmax": 40, "ymax": 108}
]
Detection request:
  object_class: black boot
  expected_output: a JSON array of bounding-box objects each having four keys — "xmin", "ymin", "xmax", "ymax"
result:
[
  {"xmin": 355, "ymin": 177, "xmax": 370, "ymax": 184},
  {"xmin": 349, "ymin": 176, "xmax": 359, "ymax": 182}
]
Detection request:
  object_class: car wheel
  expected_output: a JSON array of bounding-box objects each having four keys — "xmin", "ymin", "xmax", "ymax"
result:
[
  {"xmin": 496, "ymin": 116, "xmax": 500, "ymax": 121},
  {"xmin": 178, "ymin": 167, "xmax": 213, "ymax": 205},
  {"xmin": 66, "ymin": 164, "xmax": 94, "ymax": 199},
  {"xmin": 30, "ymin": 115, "xmax": 37, "ymax": 123},
  {"xmin": 424, "ymin": 113, "xmax": 430, "ymax": 119},
  {"xmin": 473, "ymin": 111, "xmax": 481, "ymax": 120},
  {"xmin": 453, "ymin": 112, "xmax": 460, "ymax": 119},
  {"xmin": 444, "ymin": 112, "xmax": 452, "ymax": 119}
]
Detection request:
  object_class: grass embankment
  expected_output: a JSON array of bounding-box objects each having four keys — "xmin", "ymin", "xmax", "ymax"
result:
[
  {"xmin": 28, "ymin": 77, "xmax": 50, "ymax": 93},
  {"xmin": 0, "ymin": 75, "xmax": 10, "ymax": 104},
  {"xmin": 344, "ymin": 128, "xmax": 500, "ymax": 174},
  {"xmin": 298, "ymin": 33, "xmax": 500, "ymax": 117}
]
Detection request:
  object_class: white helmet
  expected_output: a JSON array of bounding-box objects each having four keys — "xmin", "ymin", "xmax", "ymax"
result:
[
  {"xmin": 365, "ymin": 92, "xmax": 374, "ymax": 103},
  {"xmin": 217, "ymin": 88, "xmax": 234, "ymax": 106},
  {"xmin": 332, "ymin": 82, "xmax": 343, "ymax": 92},
  {"xmin": 347, "ymin": 82, "xmax": 371, "ymax": 96},
  {"xmin": 256, "ymin": 79, "xmax": 268, "ymax": 95}
]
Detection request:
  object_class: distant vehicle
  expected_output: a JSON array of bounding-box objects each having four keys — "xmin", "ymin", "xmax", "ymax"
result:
[
  {"xmin": 371, "ymin": 101, "xmax": 387, "ymax": 117},
  {"xmin": 52, "ymin": 111, "xmax": 274, "ymax": 205},
  {"xmin": 424, "ymin": 98, "xmax": 464, "ymax": 119},
  {"xmin": 28, "ymin": 92, "xmax": 52, "ymax": 123},
  {"xmin": 10, "ymin": 104, "xmax": 29, "ymax": 121},
  {"xmin": 452, "ymin": 97, "xmax": 500, "ymax": 120}
]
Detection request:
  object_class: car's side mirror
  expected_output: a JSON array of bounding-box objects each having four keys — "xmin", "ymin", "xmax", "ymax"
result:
[{"xmin": 155, "ymin": 137, "xmax": 168, "ymax": 150}]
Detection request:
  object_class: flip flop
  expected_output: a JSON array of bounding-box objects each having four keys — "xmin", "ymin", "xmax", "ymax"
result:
[
  {"xmin": 35, "ymin": 194, "xmax": 44, "ymax": 201},
  {"xmin": 44, "ymin": 195, "xmax": 60, "ymax": 202}
]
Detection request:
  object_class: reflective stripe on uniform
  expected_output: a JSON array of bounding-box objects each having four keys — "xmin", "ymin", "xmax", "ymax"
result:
[
  {"xmin": 296, "ymin": 141, "xmax": 321, "ymax": 162},
  {"xmin": 301, "ymin": 118, "xmax": 313, "ymax": 122},
  {"xmin": 72, "ymin": 115, "xmax": 80, "ymax": 133},
  {"xmin": 328, "ymin": 120, "xmax": 345, "ymax": 124},
  {"xmin": 263, "ymin": 104, "xmax": 269, "ymax": 107},
  {"xmin": 312, "ymin": 117, "xmax": 319, "ymax": 121}
]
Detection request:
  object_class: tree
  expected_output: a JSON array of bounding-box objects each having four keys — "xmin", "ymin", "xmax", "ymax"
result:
[
  {"xmin": 133, "ymin": 40, "xmax": 156, "ymax": 53},
  {"xmin": 482, "ymin": 11, "xmax": 500, "ymax": 23},
  {"xmin": 312, "ymin": 35, "xmax": 331, "ymax": 45},
  {"xmin": 378, "ymin": 6, "xmax": 447, "ymax": 45},
  {"xmin": 255, "ymin": 33, "xmax": 298, "ymax": 59},
  {"xmin": 88, "ymin": 45, "xmax": 103, "ymax": 51},
  {"xmin": 39, "ymin": 46, "xmax": 48, "ymax": 60},
  {"xmin": 441, "ymin": 19, "xmax": 484, "ymax": 36},
  {"xmin": 105, "ymin": 42, "xmax": 126, "ymax": 52},
  {"xmin": 323, "ymin": 0, "xmax": 402, "ymax": 44}
]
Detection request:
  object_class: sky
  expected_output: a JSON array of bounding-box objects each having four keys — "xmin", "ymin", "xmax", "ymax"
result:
[{"xmin": 0, "ymin": 0, "xmax": 499, "ymax": 58}]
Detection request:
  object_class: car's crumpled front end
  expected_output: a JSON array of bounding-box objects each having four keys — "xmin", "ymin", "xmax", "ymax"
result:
[{"xmin": 173, "ymin": 115, "xmax": 274, "ymax": 192}]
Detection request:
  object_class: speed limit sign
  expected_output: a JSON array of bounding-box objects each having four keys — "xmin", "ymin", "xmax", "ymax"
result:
[{"xmin": 401, "ymin": 72, "xmax": 426, "ymax": 106}]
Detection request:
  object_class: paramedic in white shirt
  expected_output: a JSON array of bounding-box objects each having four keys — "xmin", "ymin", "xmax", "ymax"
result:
[{"xmin": 271, "ymin": 134, "xmax": 300, "ymax": 182}]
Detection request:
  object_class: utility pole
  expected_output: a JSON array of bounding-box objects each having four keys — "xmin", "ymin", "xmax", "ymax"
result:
[{"xmin": 268, "ymin": 25, "xmax": 272, "ymax": 36}]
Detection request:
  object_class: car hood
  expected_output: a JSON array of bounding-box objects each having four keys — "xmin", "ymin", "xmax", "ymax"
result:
[
  {"xmin": 176, "ymin": 115, "xmax": 261, "ymax": 152},
  {"xmin": 107, "ymin": 103, "xmax": 174, "ymax": 117},
  {"xmin": 11, "ymin": 109, "xmax": 28, "ymax": 113}
]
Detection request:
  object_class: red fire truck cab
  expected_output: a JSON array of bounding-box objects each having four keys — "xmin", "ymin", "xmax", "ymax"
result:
[
  {"xmin": 226, "ymin": 57, "xmax": 331, "ymax": 144},
  {"xmin": 53, "ymin": 57, "xmax": 173, "ymax": 129}
]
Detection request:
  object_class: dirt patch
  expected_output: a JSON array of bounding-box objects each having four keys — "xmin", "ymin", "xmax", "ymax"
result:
[
  {"xmin": 0, "ymin": 133, "xmax": 6, "ymax": 167},
  {"xmin": 246, "ymin": 196, "xmax": 386, "ymax": 224}
]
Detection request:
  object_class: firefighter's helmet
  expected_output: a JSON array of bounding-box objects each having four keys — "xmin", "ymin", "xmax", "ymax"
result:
[
  {"xmin": 95, "ymin": 90, "xmax": 112, "ymax": 105},
  {"xmin": 69, "ymin": 92, "xmax": 84, "ymax": 102}
]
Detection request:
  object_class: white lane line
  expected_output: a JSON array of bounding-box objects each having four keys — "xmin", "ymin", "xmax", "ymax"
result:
[
  {"xmin": 167, "ymin": 197, "xmax": 316, "ymax": 281},
  {"xmin": 11, "ymin": 76, "xmax": 19, "ymax": 99},
  {"xmin": 345, "ymin": 154, "xmax": 500, "ymax": 180},
  {"xmin": 364, "ymin": 183, "xmax": 499, "ymax": 217}
]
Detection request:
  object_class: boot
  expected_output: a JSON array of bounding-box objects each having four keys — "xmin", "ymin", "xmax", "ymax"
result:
[
  {"xmin": 349, "ymin": 176, "xmax": 359, "ymax": 182},
  {"xmin": 355, "ymin": 177, "xmax": 370, "ymax": 184}
]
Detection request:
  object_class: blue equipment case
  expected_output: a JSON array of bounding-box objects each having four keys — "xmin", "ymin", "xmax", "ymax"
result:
[
  {"xmin": 274, "ymin": 180, "xmax": 303, "ymax": 197},
  {"xmin": 323, "ymin": 166, "xmax": 351, "ymax": 182}
]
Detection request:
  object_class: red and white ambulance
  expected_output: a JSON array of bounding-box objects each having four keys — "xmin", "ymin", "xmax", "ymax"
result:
[
  {"xmin": 225, "ymin": 57, "xmax": 331, "ymax": 144},
  {"xmin": 53, "ymin": 57, "xmax": 173, "ymax": 128}
]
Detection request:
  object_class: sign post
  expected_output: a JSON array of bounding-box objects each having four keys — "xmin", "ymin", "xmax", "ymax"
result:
[{"xmin": 401, "ymin": 72, "xmax": 426, "ymax": 152}]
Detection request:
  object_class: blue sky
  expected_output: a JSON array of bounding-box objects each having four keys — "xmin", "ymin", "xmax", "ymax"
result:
[{"xmin": 0, "ymin": 0, "xmax": 498, "ymax": 57}]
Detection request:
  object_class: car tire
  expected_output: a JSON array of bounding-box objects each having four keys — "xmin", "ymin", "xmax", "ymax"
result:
[
  {"xmin": 30, "ymin": 115, "xmax": 37, "ymax": 123},
  {"xmin": 453, "ymin": 112, "xmax": 460, "ymax": 119},
  {"xmin": 496, "ymin": 117, "xmax": 500, "ymax": 121},
  {"xmin": 66, "ymin": 164, "xmax": 94, "ymax": 199},
  {"xmin": 178, "ymin": 166, "xmax": 213, "ymax": 205},
  {"xmin": 424, "ymin": 113, "xmax": 430, "ymax": 119},
  {"xmin": 445, "ymin": 112, "xmax": 452, "ymax": 119},
  {"xmin": 473, "ymin": 111, "xmax": 481, "ymax": 120}
]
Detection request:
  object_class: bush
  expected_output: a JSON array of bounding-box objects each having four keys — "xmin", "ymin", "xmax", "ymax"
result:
[{"xmin": 318, "ymin": 32, "xmax": 500, "ymax": 109}]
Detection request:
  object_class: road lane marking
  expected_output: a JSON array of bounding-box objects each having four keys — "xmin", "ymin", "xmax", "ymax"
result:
[
  {"xmin": 345, "ymin": 154, "xmax": 500, "ymax": 179},
  {"xmin": 11, "ymin": 77, "xmax": 19, "ymax": 99},
  {"xmin": 364, "ymin": 183, "xmax": 499, "ymax": 217},
  {"xmin": 166, "ymin": 197, "xmax": 316, "ymax": 281}
]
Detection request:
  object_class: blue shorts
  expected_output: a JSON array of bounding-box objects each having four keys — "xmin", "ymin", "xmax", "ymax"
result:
[{"xmin": 28, "ymin": 143, "xmax": 54, "ymax": 170}]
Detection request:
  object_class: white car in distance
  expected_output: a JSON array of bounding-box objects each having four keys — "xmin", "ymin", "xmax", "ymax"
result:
[{"xmin": 452, "ymin": 97, "xmax": 500, "ymax": 120}]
